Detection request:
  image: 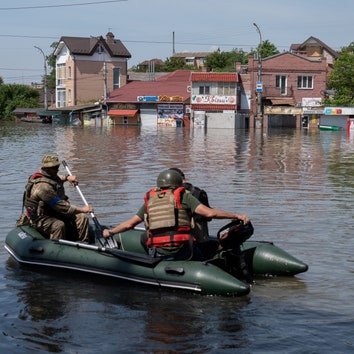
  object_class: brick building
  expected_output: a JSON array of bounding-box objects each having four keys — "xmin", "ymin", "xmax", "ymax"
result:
[{"xmin": 247, "ymin": 37, "xmax": 338, "ymax": 128}]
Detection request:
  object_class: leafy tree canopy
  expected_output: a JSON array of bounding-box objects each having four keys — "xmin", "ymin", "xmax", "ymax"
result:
[
  {"xmin": 163, "ymin": 56, "xmax": 198, "ymax": 71},
  {"xmin": 205, "ymin": 48, "xmax": 249, "ymax": 71},
  {"xmin": 325, "ymin": 42, "xmax": 354, "ymax": 106},
  {"xmin": 249, "ymin": 39, "xmax": 280, "ymax": 59},
  {"xmin": 130, "ymin": 39, "xmax": 279, "ymax": 73},
  {"xmin": 46, "ymin": 42, "xmax": 58, "ymax": 90},
  {"xmin": 0, "ymin": 84, "xmax": 40, "ymax": 120}
]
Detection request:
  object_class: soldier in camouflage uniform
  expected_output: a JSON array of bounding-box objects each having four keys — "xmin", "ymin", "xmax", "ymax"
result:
[{"xmin": 24, "ymin": 153, "xmax": 93, "ymax": 241}]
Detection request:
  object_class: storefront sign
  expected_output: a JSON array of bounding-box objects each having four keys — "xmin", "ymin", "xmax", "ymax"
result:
[
  {"xmin": 191, "ymin": 95, "xmax": 236, "ymax": 104},
  {"xmin": 137, "ymin": 96, "xmax": 159, "ymax": 102},
  {"xmin": 325, "ymin": 107, "xmax": 354, "ymax": 115},
  {"xmin": 157, "ymin": 104, "xmax": 183, "ymax": 127}
]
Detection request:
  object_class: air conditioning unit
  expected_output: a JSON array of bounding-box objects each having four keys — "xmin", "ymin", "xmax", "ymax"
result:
[
  {"xmin": 185, "ymin": 107, "xmax": 191, "ymax": 113},
  {"xmin": 186, "ymin": 86, "xmax": 192, "ymax": 93}
]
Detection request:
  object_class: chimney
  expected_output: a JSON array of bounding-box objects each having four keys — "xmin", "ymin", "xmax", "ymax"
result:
[
  {"xmin": 235, "ymin": 62, "xmax": 242, "ymax": 73},
  {"xmin": 106, "ymin": 32, "xmax": 115, "ymax": 44}
]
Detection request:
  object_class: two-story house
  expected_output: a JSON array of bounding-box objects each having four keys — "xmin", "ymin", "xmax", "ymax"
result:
[
  {"xmin": 247, "ymin": 37, "xmax": 338, "ymax": 128},
  {"xmin": 54, "ymin": 32, "xmax": 131, "ymax": 108},
  {"xmin": 290, "ymin": 36, "xmax": 339, "ymax": 66},
  {"xmin": 189, "ymin": 72, "xmax": 247, "ymax": 128}
]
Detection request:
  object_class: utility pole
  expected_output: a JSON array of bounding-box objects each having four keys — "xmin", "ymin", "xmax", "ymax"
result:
[
  {"xmin": 253, "ymin": 23, "xmax": 263, "ymax": 127},
  {"xmin": 103, "ymin": 61, "xmax": 107, "ymax": 102},
  {"xmin": 34, "ymin": 46, "xmax": 48, "ymax": 110},
  {"xmin": 172, "ymin": 31, "xmax": 175, "ymax": 54}
]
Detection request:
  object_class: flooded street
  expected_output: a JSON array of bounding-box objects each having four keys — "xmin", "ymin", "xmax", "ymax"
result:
[{"xmin": 1, "ymin": 121, "xmax": 354, "ymax": 353}]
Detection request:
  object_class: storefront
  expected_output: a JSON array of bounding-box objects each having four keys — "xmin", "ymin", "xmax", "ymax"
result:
[{"xmin": 321, "ymin": 107, "xmax": 354, "ymax": 131}]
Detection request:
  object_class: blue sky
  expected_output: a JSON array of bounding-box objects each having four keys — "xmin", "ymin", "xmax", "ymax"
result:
[{"xmin": 1, "ymin": 0, "xmax": 353, "ymax": 84}]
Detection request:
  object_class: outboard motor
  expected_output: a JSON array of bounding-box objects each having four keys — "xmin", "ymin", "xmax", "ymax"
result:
[
  {"xmin": 217, "ymin": 219, "xmax": 254, "ymax": 250},
  {"xmin": 217, "ymin": 219, "xmax": 255, "ymax": 284}
]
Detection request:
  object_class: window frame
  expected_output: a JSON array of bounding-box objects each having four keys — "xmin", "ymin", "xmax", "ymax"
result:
[{"xmin": 297, "ymin": 75, "xmax": 313, "ymax": 89}]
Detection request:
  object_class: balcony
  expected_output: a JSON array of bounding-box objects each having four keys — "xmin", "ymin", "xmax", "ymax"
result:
[
  {"xmin": 262, "ymin": 86, "xmax": 295, "ymax": 106},
  {"xmin": 263, "ymin": 86, "xmax": 294, "ymax": 98}
]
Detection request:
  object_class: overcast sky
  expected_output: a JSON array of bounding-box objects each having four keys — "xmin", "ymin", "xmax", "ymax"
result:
[{"xmin": 1, "ymin": 0, "xmax": 353, "ymax": 84}]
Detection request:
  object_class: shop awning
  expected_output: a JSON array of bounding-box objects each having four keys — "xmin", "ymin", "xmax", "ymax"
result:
[
  {"xmin": 108, "ymin": 109, "xmax": 138, "ymax": 116},
  {"xmin": 36, "ymin": 110, "xmax": 62, "ymax": 116}
]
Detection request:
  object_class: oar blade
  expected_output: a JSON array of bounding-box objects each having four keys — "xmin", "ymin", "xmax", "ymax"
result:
[{"xmin": 96, "ymin": 234, "xmax": 119, "ymax": 248}]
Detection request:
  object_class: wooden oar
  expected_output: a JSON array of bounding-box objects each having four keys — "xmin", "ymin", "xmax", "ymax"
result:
[{"xmin": 62, "ymin": 160, "xmax": 118, "ymax": 248}]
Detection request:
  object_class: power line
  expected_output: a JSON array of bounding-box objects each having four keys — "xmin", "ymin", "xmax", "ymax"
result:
[
  {"xmin": 0, "ymin": 0, "xmax": 127, "ymax": 10},
  {"xmin": 0, "ymin": 34, "xmax": 266, "ymax": 49}
]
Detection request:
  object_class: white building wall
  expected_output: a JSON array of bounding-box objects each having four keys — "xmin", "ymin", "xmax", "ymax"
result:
[{"xmin": 207, "ymin": 112, "xmax": 235, "ymax": 129}]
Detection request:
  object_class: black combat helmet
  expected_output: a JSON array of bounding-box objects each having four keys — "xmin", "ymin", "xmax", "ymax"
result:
[{"xmin": 157, "ymin": 169, "xmax": 183, "ymax": 188}]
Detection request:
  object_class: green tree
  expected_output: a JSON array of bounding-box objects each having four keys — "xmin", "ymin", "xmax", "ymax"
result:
[
  {"xmin": 46, "ymin": 42, "xmax": 58, "ymax": 90},
  {"xmin": 204, "ymin": 49, "xmax": 229, "ymax": 71},
  {"xmin": 249, "ymin": 39, "xmax": 280, "ymax": 59},
  {"xmin": 204, "ymin": 48, "xmax": 249, "ymax": 72},
  {"xmin": 0, "ymin": 84, "xmax": 40, "ymax": 120},
  {"xmin": 0, "ymin": 76, "xmax": 4, "ymax": 86},
  {"xmin": 164, "ymin": 56, "xmax": 189, "ymax": 71},
  {"xmin": 325, "ymin": 42, "xmax": 354, "ymax": 106},
  {"xmin": 228, "ymin": 48, "xmax": 249, "ymax": 65}
]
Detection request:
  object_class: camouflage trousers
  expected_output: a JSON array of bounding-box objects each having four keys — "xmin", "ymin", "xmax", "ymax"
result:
[{"xmin": 34, "ymin": 213, "xmax": 89, "ymax": 242}]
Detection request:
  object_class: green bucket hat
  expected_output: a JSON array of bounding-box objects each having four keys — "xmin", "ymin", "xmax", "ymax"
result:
[{"xmin": 41, "ymin": 153, "xmax": 60, "ymax": 168}]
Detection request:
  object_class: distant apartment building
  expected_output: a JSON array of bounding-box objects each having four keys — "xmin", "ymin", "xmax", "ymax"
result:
[
  {"xmin": 54, "ymin": 32, "xmax": 131, "ymax": 107},
  {"xmin": 171, "ymin": 52, "xmax": 212, "ymax": 68}
]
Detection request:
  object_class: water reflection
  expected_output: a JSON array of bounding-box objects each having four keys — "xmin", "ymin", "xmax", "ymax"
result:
[{"xmin": 1, "ymin": 122, "xmax": 354, "ymax": 352}]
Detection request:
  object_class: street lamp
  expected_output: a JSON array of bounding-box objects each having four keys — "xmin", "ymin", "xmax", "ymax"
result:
[
  {"xmin": 34, "ymin": 46, "xmax": 48, "ymax": 110},
  {"xmin": 253, "ymin": 23, "xmax": 262, "ymax": 121}
]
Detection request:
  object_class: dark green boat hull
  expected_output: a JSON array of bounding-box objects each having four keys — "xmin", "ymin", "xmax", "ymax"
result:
[{"xmin": 4, "ymin": 225, "xmax": 308, "ymax": 296}]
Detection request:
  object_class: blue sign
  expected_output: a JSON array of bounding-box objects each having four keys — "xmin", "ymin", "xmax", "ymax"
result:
[
  {"xmin": 137, "ymin": 96, "xmax": 159, "ymax": 102},
  {"xmin": 256, "ymin": 81, "xmax": 263, "ymax": 93}
]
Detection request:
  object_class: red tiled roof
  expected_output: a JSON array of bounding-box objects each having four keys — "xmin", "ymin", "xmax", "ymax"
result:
[
  {"xmin": 190, "ymin": 72, "xmax": 238, "ymax": 82},
  {"xmin": 107, "ymin": 70, "xmax": 191, "ymax": 103}
]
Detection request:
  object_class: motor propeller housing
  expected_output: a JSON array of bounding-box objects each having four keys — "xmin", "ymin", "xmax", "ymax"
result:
[{"xmin": 217, "ymin": 219, "xmax": 254, "ymax": 249}]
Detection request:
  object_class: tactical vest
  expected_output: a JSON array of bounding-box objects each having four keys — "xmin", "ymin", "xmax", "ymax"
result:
[
  {"xmin": 23, "ymin": 171, "xmax": 66, "ymax": 219},
  {"xmin": 144, "ymin": 187, "xmax": 193, "ymax": 248}
]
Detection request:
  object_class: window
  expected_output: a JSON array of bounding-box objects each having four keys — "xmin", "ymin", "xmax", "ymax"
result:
[
  {"xmin": 297, "ymin": 76, "xmax": 313, "ymax": 89},
  {"xmin": 185, "ymin": 57, "xmax": 195, "ymax": 66},
  {"xmin": 68, "ymin": 66, "xmax": 72, "ymax": 79},
  {"xmin": 217, "ymin": 82, "xmax": 236, "ymax": 95},
  {"xmin": 275, "ymin": 75, "xmax": 287, "ymax": 95},
  {"xmin": 56, "ymin": 63, "xmax": 66, "ymax": 86},
  {"xmin": 68, "ymin": 89, "xmax": 72, "ymax": 103},
  {"xmin": 57, "ymin": 88, "xmax": 66, "ymax": 107},
  {"xmin": 199, "ymin": 85, "xmax": 210, "ymax": 94},
  {"xmin": 113, "ymin": 67, "xmax": 120, "ymax": 90}
]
